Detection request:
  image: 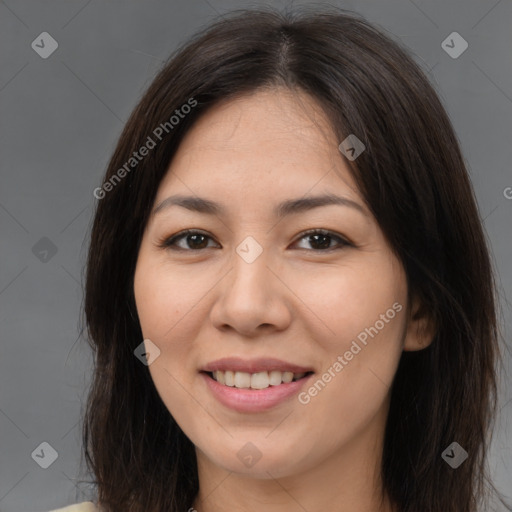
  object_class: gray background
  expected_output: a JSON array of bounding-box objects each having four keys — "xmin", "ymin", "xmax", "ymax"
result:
[{"xmin": 0, "ymin": 0, "xmax": 511, "ymax": 511}]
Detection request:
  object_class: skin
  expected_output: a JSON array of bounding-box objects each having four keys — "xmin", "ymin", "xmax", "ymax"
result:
[{"xmin": 133, "ymin": 88, "xmax": 435, "ymax": 512}]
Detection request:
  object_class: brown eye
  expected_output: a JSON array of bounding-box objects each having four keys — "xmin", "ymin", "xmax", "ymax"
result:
[
  {"xmin": 293, "ymin": 229, "xmax": 351, "ymax": 251},
  {"xmin": 159, "ymin": 228, "xmax": 351, "ymax": 252},
  {"xmin": 159, "ymin": 230, "xmax": 218, "ymax": 251}
]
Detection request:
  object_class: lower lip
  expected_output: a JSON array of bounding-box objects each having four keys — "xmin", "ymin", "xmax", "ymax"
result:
[{"xmin": 201, "ymin": 372, "xmax": 314, "ymax": 413}]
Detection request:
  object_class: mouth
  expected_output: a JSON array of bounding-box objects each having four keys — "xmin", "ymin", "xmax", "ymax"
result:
[
  {"xmin": 200, "ymin": 357, "xmax": 315, "ymax": 412},
  {"xmin": 202, "ymin": 370, "xmax": 315, "ymax": 390}
]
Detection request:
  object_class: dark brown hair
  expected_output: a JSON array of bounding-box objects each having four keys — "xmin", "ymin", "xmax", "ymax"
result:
[{"xmin": 81, "ymin": 6, "xmax": 507, "ymax": 512}]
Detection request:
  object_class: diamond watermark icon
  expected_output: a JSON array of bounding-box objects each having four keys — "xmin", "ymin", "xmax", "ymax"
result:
[
  {"xmin": 31, "ymin": 441, "xmax": 58, "ymax": 469},
  {"xmin": 441, "ymin": 441, "xmax": 468, "ymax": 469},
  {"xmin": 237, "ymin": 441, "xmax": 262, "ymax": 468},
  {"xmin": 32, "ymin": 237, "xmax": 58, "ymax": 263},
  {"xmin": 441, "ymin": 32, "xmax": 468, "ymax": 59},
  {"xmin": 134, "ymin": 338, "xmax": 161, "ymax": 366},
  {"xmin": 338, "ymin": 134, "xmax": 366, "ymax": 161},
  {"xmin": 236, "ymin": 236, "xmax": 263, "ymax": 264},
  {"xmin": 31, "ymin": 32, "xmax": 59, "ymax": 59}
]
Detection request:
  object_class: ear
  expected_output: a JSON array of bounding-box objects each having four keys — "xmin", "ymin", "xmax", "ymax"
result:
[{"xmin": 403, "ymin": 293, "xmax": 436, "ymax": 351}]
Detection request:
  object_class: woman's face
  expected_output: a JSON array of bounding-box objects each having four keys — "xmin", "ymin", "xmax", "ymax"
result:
[{"xmin": 134, "ymin": 88, "xmax": 429, "ymax": 480}]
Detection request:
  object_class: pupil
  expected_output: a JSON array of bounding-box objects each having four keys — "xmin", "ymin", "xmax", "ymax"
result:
[
  {"xmin": 311, "ymin": 234, "xmax": 330, "ymax": 249},
  {"xmin": 189, "ymin": 234, "xmax": 207, "ymax": 249}
]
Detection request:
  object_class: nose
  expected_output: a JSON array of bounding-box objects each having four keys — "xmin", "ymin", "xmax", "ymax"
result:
[{"xmin": 209, "ymin": 248, "xmax": 292, "ymax": 337}]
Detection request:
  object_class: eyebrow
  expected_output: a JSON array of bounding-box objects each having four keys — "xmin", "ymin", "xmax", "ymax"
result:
[{"xmin": 152, "ymin": 193, "xmax": 368, "ymax": 219}]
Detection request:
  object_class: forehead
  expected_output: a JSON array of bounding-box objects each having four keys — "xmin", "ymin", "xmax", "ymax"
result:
[{"xmin": 156, "ymin": 88, "xmax": 361, "ymax": 205}]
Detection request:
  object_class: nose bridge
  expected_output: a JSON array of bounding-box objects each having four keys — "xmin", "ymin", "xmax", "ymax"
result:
[
  {"xmin": 210, "ymin": 234, "xmax": 291, "ymax": 334},
  {"xmin": 229, "ymin": 234, "xmax": 272, "ymax": 298}
]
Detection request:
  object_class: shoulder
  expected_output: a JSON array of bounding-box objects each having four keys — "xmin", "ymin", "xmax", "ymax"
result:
[{"xmin": 48, "ymin": 502, "xmax": 99, "ymax": 512}]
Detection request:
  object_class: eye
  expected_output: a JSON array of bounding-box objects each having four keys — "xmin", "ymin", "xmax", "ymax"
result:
[
  {"xmin": 292, "ymin": 228, "xmax": 352, "ymax": 251},
  {"xmin": 158, "ymin": 229, "xmax": 219, "ymax": 251},
  {"xmin": 158, "ymin": 228, "xmax": 352, "ymax": 252}
]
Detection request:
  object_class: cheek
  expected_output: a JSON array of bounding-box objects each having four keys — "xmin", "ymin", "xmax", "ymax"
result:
[
  {"xmin": 134, "ymin": 252, "xmax": 207, "ymax": 339},
  {"xmin": 134, "ymin": 269, "xmax": 189, "ymax": 363},
  {"xmin": 133, "ymin": 255, "xmax": 209, "ymax": 408},
  {"xmin": 293, "ymin": 257, "xmax": 406, "ymax": 415},
  {"xmin": 134, "ymin": 269, "xmax": 196, "ymax": 430},
  {"xmin": 292, "ymin": 255, "xmax": 406, "ymax": 350}
]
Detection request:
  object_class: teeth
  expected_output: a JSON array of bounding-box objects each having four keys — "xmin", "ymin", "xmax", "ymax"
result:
[
  {"xmin": 234, "ymin": 371, "xmax": 251, "ymax": 388},
  {"xmin": 269, "ymin": 370, "xmax": 283, "ymax": 386},
  {"xmin": 216, "ymin": 370, "xmax": 225, "ymax": 385},
  {"xmin": 224, "ymin": 371, "xmax": 234, "ymax": 387},
  {"xmin": 282, "ymin": 371, "xmax": 294, "ymax": 383},
  {"xmin": 211, "ymin": 370, "xmax": 308, "ymax": 389},
  {"xmin": 251, "ymin": 371, "xmax": 270, "ymax": 389}
]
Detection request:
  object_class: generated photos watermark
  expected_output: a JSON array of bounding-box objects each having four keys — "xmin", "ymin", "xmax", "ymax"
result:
[
  {"xmin": 93, "ymin": 97, "xmax": 197, "ymax": 199},
  {"xmin": 298, "ymin": 301, "xmax": 403, "ymax": 405},
  {"xmin": 441, "ymin": 441, "xmax": 469, "ymax": 469}
]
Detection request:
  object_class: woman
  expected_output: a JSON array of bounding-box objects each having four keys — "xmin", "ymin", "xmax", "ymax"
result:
[{"xmin": 53, "ymin": 7, "xmax": 508, "ymax": 512}]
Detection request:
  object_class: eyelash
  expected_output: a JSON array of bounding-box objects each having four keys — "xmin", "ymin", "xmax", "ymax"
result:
[{"xmin": 157, "ymin": 228, "xmax": 352, "ymax": 253}]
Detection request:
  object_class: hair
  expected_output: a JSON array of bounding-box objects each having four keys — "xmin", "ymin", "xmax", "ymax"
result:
[{"xmin": 80, "ymin": 6, "xmax": 508, "ymax": 512}]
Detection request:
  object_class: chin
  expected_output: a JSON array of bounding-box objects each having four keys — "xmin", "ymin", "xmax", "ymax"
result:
[{"xmin": 197, "ymin": 437, "xmax": 314, "ymax": 479}]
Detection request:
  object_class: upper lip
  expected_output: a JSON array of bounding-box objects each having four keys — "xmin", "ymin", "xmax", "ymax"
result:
[{"xmin": 201, "ymin": 357, "xmax": 314, "ymax": 374}]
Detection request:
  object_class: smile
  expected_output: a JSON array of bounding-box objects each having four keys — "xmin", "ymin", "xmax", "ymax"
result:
[
  {"xmin": 208, "ymin": 370, "xmax": 313, "ymax": 389},
  {"xmin": 201, "ymin": 370, "xmax": 314, "ymax": 413}
]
